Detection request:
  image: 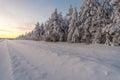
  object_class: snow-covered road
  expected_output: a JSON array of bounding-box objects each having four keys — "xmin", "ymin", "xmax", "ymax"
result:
[{"xmin": 0, "ymin": 40, "xmax": 120, "ymax": 80}]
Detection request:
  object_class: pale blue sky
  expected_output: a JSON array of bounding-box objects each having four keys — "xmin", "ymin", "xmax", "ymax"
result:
[{"xmin": 0, "ymin": 0, "xmax": 83, "ymax": 38}]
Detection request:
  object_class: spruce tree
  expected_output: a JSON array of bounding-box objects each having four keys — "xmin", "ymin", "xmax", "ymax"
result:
[
  {"xmin": 77, "ymin": 0, "xmax": 100, "ymax": 43},
  {"xmin": 104, "ymin": 0, "xmax": 120, "ymax": 46},
  {"xmin": 67, "ymin": 6, "xmax": 79, "ymax": 42},
  {"xmin": 93, "ymin": 0, "xmax": 113, "ymax": 44},
  {"xmin": 44, "ymin": 9, "xmax": 68, "ymax": 42}
]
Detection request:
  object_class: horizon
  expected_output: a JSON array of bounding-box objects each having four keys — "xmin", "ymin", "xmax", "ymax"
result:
[{"xmin": 0, "ymin": 0, "xmax": 82, "ymax": 38}]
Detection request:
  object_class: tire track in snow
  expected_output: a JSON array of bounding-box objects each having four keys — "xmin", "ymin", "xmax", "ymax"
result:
[
  {"xmin": 6, "ymin": 41, "xmax": 48, "ymax": 80},
  {"xmin": 0, "ymin": 40, "xmax": 15, "ymax": 80},
  {"xmin": 16, "ymin": 40, "xmax": 120, "ymax": 72},
  {"xmin": 5, "ymin": 40, "xmax": 120, "ymax": 80}
]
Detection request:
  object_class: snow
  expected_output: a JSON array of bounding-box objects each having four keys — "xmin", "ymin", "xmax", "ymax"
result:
[
  {"xmin": 0, "ymin": 40, "xmax": 120, "ymax": 80},
  {"xmin": 0, "ymin": 40, "xmax": 14, "ymax": 80},
  {"xmin": 17, "ymin": 0, "xmax": 120, "ymax": 46}
]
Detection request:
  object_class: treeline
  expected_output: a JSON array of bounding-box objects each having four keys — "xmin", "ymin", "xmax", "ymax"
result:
[{"xmin": 17, "ymin": 0, "xmax": 120, "ymax": 46}]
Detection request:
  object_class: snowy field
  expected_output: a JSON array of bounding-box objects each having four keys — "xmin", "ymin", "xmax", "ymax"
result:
[{"xmin": 0, "ymin": 40, "xmax": 120, "ymax": 80}]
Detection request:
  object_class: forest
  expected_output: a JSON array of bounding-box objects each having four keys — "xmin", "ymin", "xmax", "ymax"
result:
[{"xmin": 17, "ymin": 0, "xmax": 120, "ymax": 46}]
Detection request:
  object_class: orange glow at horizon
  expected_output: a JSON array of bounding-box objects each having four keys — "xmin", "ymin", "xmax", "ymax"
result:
[
  {"xmin": 0, "ymin": 34, "xmax": 20, "ymax": 38},
  {"xmin": 0, "ymin": 30, "xmax": 28, "ymax": 38},
  {"xmin": 0, "ymin": 29, "xmax": 33, "ymax": 38},
  {"xmin": 0, "ymin": 20, "xmax": 34, "ymax": 38},
  {"xmin": 0, "ymin": 27, "xmax": 33, "ymax": 38}
]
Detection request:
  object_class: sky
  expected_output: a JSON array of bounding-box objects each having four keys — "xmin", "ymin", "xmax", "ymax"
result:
[{"xmin": 0, "ymin": 0, "xmax": 83, "ymax": 38}]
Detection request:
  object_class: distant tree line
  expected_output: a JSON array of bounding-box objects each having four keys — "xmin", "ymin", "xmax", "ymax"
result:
[{"xmin": 17, "ymin": 0, "xmax": 120, "ymax": 46}]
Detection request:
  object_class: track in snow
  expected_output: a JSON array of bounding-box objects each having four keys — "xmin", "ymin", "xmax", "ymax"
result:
[{"xmin": 0, "ymin": 40, "xmax": 120, "ymax": 80}]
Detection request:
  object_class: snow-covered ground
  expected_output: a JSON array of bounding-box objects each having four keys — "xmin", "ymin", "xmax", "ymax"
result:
[{"xmin": 0, "ymin": 40, "xmax": 120, "ymax": 80}]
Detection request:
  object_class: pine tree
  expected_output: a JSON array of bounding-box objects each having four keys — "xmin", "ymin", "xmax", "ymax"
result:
[
  {"xmin": 44, "ymin": 9, "xmax": 68, "ymax": 42},
  {"xmin": 77, "ymin": 0, "xmax": 100, "ymax": 43},
  {"xmin": 104, "ymin": 0, "xmax": 120, "ymax": 46},
  {"xmin": 32, "ymin": 22, "xmax": 44, "ymax": 40},
  {"xmin": 111, "ymin": 0, "xmax": 120, "ymax": 13},
  {"xmin": 17, "ymin": 0, "xmax": 120, "ymax": 46},
  {"xmin": 93, "ymin": 0, "xmax": 113, "ymax": 44},
  {"xmin": 67, "ymin": 6, "xmax": 79, "ymax": 42}
]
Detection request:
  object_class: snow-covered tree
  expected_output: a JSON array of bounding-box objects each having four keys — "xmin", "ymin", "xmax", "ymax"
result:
[
  {"xmin": 67, "ymin": 6, "xmax": 79, "ymax": 42},
  {"xmin": 17, "ymin": 0, "xmax": 120, "ymax": 46},
  {"xmin": 111, "ymin": 0, "xmax": 120, "ymax": 13},
  {"xmin": 76, "ymin": 0, "xmax": 100, "ymax": 43},
  {"xmin": 33, "ymin": 22, "xmax": 44, "ymax": 40},
  {"xmin": 44, "ymin": 9, "xmax": 68, "ymax": 42},
  {"xmin": 17, "ymin": 32, "xmax": 33, "ymax": 40},
  {"xmin": 66, "ymin": 5, "xmax": 73, "ymax": 22},
  {"xmin": 17, "ymin": 22, "xmax": 45, "ymax": 40},
  {"xmin": 92, "ymin": 0, "xmax": 113, "ymax": 44},
  {"xmin": 103, "ymin": 0, "xmax": 120, "ymax": 46}
]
